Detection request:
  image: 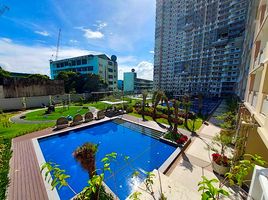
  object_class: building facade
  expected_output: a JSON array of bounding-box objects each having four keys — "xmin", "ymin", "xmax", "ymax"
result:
[
  {"xmin": 50, "ymin": 54, "xmax": 118, "ymax": 91},
  {"xmin": 117, "ymin": 80, "xmax": 124, "ymax": 91},
  {"xmin": 123, "ymin": 69, "xmax": 153, "ymax": 93},
  {"xmin": 154, "ymin": 0, "xmax": 249, "ymax": 97},
  {"xmin": 242, "ymin": 0, "xmax": 268, "ymax": 163}
]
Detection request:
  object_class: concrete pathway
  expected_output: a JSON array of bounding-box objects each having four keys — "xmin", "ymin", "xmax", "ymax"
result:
[
  {"xmin": 164, "ymin": 99, "xmax": 241, "ymax": 199},
  {"xmin": 132, "ymin": 100, "xmax": 242, "ymax": 199}
]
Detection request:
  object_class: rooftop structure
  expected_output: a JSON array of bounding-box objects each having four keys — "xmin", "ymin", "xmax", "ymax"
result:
[
  {"xmin": 154, "ymin": 0, "xmax": 249, "ymax": 97},
  {"xmin": 123, "ymin": 69, "xmax": 153, "ymax": 93},
  {"xmin": 50, "ymin": 54, "xmax": 118, "ymax": 91}
]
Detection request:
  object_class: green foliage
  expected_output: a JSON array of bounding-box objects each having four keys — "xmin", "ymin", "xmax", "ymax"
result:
[
  {"xmin": 0, "ymin": 139, "xmax": 11, "ymax": 199},
  {"xmin": 27, "ymin": 74, "xmax": 50, "ymax": 80},
  {"xmin": 212, "ymin": 132, "xmax": 233, "ymax": 157},
  {"xmin": 217, "ymin": 111, "xmax": 237, "ymax": 130},
  {"xmin": 129, "ymin": 191, "xmax": 142, "ymax": 200},
  {"xmin": 56, "ymin": 71, "xmax": 107, "ymax": 93},
  {"xmin": 198, "ymin": 176, "xmax": 229, "ymax": 200},
  {"xmin": 25, "ymin": 106, "xmax": 88, "ymax": 121},
  {"xmin": 226, "ymin": 154, "xmax": 266, "ymax": 186},
  {"xmin": 41, "ymin": 162, "xmax": 70, "ymax": 190},
  {"xmin": 0, "ymin": 67, "xmax": 11, "ymax": 79}
]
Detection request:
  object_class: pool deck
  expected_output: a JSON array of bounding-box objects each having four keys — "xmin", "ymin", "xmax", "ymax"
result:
[{"xmin": 7, "ymin": 114, "xmax": 191, "ymax": 200}]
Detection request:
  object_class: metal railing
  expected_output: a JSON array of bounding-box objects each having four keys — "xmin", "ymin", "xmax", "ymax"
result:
[
  {"xmin": 261, "ymin": 94, "xmax": 268, "ymax": 117},
  {"xmin": 247, "ymin": 165, "xmax": 268, "ymax": 200}
]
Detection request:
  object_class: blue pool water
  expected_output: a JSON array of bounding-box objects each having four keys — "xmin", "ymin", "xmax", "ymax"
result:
[{"xmin": 38, "ymin": 119, "xmax": 176, "ymax": 199}]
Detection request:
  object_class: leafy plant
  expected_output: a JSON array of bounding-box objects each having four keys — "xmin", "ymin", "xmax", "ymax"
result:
[
  {"xmin": 41, "ymin": 162, "xmax": 73, "ymax": 191},
  {"xmin": 198, "ymin": 176, "xmax": 229, "ymax": 200},
  {"xmin": 226, "ymin": 154, "xmax": 266, "ymax": 186},
  {"xmin": 212, "ymin": 132, "xmax": 233, "ymax": 166},
  {"xmin": 41, "ymin": 152, "xmax": 117, "ymax": 200}
]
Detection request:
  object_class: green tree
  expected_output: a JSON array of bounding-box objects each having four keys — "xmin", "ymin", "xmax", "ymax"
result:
[
  {"xmin": 0, "ymin": 67, "xmax": 10, "ymax": 79},
  {"xmin": 141, "ymin": 90, "xmax": 148, "ymax": 121},
  {"xmin": 27, "ymin": 74, "xmax": 50, "ymax": 81},
  {"xmin": 172, "ymin": 99, "xmax": 181, "ymax": 136},
  {"xmin": 182, "ymin": 95, "xmax": 191, "ymax": 128},
  {"xmin": 56, "ymin": 71, "xmax": 79, "ymax": 93},
  {"xmin": 152, "ymin": 90, "xmax": 164, "ymax": 120},
  {"xmin": 162, "ymin": 95, "xmax": 173, "ymax": 130}
]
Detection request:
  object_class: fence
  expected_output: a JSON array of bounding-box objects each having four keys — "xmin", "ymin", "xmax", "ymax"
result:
[{"xmin": 247, "ymin": 165, "xmax": 268, "ymax": 200}]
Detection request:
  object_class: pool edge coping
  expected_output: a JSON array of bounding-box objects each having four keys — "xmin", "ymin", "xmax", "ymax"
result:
[{"xmin": 32, "ymin": 115, "xmax": 183, "ymax": 200}]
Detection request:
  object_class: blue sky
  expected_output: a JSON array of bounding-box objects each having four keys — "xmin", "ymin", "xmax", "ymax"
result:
[{"xmin": 0, "ymin": 0, "xmax": 155, "ymax": 79}]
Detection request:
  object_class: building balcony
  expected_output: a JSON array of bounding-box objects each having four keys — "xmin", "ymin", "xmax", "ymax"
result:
[
  {"xmin": 248, "ymin": 165, "xmax": 268, "ymax": 200},
  {"xmin": 261, "ymin": 93, "xmax": 268, "ymax": 117}
]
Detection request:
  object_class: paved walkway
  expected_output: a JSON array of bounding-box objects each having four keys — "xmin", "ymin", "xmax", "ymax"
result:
[{"xmin": 134, "ymin": 100, "xmax": 241, "ymax": 200}]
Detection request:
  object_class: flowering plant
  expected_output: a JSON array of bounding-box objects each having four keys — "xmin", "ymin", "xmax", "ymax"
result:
[
  {"xmin": 176, "ymin": 133, "xmax": 188, "ymax": 144},
  {"xmin": 212, "ymin": 153, "xmax": 229, "ymax": 167}
]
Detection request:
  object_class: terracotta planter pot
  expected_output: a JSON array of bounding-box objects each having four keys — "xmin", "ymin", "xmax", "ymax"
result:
[{"xmin": 212, "ymin": 161, "xmax": 230, "ymax": 176}]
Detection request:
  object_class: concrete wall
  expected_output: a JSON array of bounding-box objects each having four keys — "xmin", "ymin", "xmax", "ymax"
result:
[
  {"xmin": 0, "ymin": 86, "xmax": 4, "ymax": 98},
  {"xmin": 0, "ymin": 98, "xmax": 24, "ymax": 111},
  {"xmin": 2, "ymin": 78, "xmax": 64, "ymax": 98},
  {"xmin": 70, "ymin": 94, "xmax": 85, "ymax": 102},
  {"xmin": 25, "ymin": 96, "xmax": 51, "ymax": 109},
  {"xmin": 0, "ymin": 93, "xmax": 92, "ymax": 111}
]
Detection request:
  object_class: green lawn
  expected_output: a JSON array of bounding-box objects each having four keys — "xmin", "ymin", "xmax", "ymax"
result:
[
  {"xmin": 0, "ymin": 113, "xmax": 54, "ymax": 199},
  {"xmin": 25, "ymin": 106, "xmax": 89, "ymax": 121},
  {"xmin": 128, "ymin": 112, "xmax": 203, "ymax": 132},
  {"xmin": 83, "ymin": 102, "xmax": 110, "ymax": 110}
]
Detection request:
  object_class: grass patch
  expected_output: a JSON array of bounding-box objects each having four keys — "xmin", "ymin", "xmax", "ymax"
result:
[
  {"xmin": 128, "ymin": 112, "xmax": 203, "ymax": 131},
  {"xmin": 83, "ymin": 102, "xmax": 110, "ymax": 110},
  {"xmin": 0, "ymin": 113, "xmax": 53, "ymax": 199},
  {"xmin": 25, "ymin": 106, "xmax": 89, "ymax": 121}
]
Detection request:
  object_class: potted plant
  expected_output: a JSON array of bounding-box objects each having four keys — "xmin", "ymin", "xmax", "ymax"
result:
[{"xmin": 211, "ymin": 132, "xmax": 233, "ymax": 175}]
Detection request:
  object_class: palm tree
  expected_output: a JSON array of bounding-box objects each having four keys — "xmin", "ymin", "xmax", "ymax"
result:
[
  {"xmin": 152, "ymin": 90, "xmax": 164, "ymax": 120},
  {"xmin": 162, "ymin": 95, "xmax": 173, "ymax": 130},
  {"xmin": 142, "ymin": 90, "xmax": 148, "ymax": 121},
  {"xmin": 182, "ymin": 95, "xmax": 191, "ymax": 128},
  {"xmin": 172, "ymin": 99, "xmax": 181, "ymax": 136},
  {"xmin": 198, "ymin": 93, "xmax": 203, "ymax": 116},
  {"xmin": 73, "ymin": 143, "xmax": 98, "ymax": 179}
]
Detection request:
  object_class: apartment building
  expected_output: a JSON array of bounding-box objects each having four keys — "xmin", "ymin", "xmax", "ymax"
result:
[
  {"xmin": 50, "ymin": 54, "xmax": 118, "ymax": 91},
  {"xmin": 123, "ymin": 69, "xmax": 153, "ymax": 93},
  {"xmin": 242, "ymin": 0, "xmax": 268, "ymax": 162},
  {"xmin": 154, "ymin": 0, "xmax": 248, "ymax": 97}
]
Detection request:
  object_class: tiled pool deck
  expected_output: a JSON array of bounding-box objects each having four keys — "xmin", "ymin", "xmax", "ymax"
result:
[{"xmin": 7, "ymin": 115, "xmax": 192, "ymax": 200}]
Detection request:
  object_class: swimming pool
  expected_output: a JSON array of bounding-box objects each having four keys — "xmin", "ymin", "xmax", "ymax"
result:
[{"xmin": 38, "ymin": 119, "xmax": 176, "ymax": 199}]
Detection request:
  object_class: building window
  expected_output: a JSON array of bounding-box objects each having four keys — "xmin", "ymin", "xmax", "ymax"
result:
[
  {"xmin": 71, "ymin": 60, "xmax": 76, "ymax": 66},
  {"xmin": 108, "ymin": 68, "xmax": 113, "ymax": 73},
  {"xmin": 77, "ymin": 60, "xmax": 81, "ymax": 65},
  {"xmin": 86, "ymin": 66, "xmax": 93, "ymax": 71},
  {"xmin": 108, "ymin": 75, "xmax": 113, "ymax": 79},
  {"xmin": 82, "ymin": 59, "xmax": 87, "ymax": 64}
]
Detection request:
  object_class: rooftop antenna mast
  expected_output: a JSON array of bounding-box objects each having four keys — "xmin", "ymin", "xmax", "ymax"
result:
[
  {"xmin": 55, "ymin": 28, "xmax": 61, "ymax": 61},
  {"xmin": 0, "ymin": 5, "xmax": 9, "ymax": 16}
]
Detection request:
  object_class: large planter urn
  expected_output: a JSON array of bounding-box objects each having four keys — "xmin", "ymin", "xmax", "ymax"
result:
[{"xmin": 212, "ymin": 161, "xmax": 230, "ymax": 176}]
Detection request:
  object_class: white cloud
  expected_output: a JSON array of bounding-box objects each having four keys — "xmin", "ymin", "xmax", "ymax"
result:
[
  {"xmin": 69, "ymin": 39, "xmax": 78, "ymax": 43},
  {"xmin": 34, "ymin": 30, "xmax": 50, "ymax": 36},
  {"xmin": 149, "ymin": 50, "xmax": 154, "ymax": 54},
  {"xmin": 118, "ymin": 61, "xmax": 153, "ymax": 81},
  {"xmin": 77, "ymin": 27, "xmax": 104, "ymax": 39},
  {"xmin": 95, "ymin": 21, "xmax": 108, "ymax": 30},
  {"xmin": 0, "ymin": 38, "xmax": 101, "ymax": 76}
]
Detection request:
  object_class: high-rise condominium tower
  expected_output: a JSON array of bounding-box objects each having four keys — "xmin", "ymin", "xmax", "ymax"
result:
[{"xmin": 154, "ymin": 0, "xmax": 249, "ymax": 97}]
